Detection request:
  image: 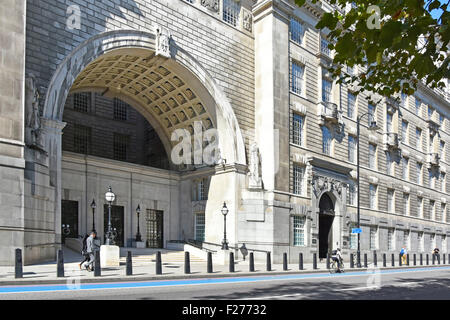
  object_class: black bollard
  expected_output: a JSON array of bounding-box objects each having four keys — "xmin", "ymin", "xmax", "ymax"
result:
[
  {"xmin": 407, "ymin": 253, "xmax": 410, "ymax": 266},
  {"xmin": 299, "ymin": 253, "xmax": 303, "ymax": 270},
  {"xmin": 413, "ymin": 253, "xmax": 416, "ymax": 266},
  {"xmin": 373, "ymin": 252, "xmax": 377, "ymax": 267},
  {"xmin": 448, "ymin": 254, "xmax": 450, "ymax": 265},
  {"xmin": 383, "ymin": 253, "xmax": 386, "ymax": 267},
  {"xmin": 266, "ymin": 252, "xmax": 271, "ymax": 271},
  {"xmin": 326, "ymin": 253, "xmax": 330, "ymax": 269},
  {"xmin": 126, "ymin": 251, "xmax": 132, "ymax": 276},
  {"xmin": 399, "ymin": 253, "xmax": 402, "ymax": 266},
  {"xmin": 432, "ymin": 254, "xmax": 435, "ymax": 265},
  {"xmin": 57, "ymin": 249, "xmax": 64, "ymax": 278},
  {"xmin": 249, "ymin": 252, "xmax": 255, "ymax": 272},
  {"xmin": 443, "ymin": 254, "xmax": 446, "ymax": 265},
  {"xmin": 313, "ymin": 253, "xmax": 317, "ymax": 270},
  {"xmin": 364, "ymin": 253, "xmax": 368, "ymax": 268},
  {"xmin": 426, "ymin": 254, "xmax": 429, "ymax": 265},
  {"xmin": 94, "ymin": 250, "xmax": 101, "ymax": 276},
  {"xmin": 357, "ymin": 251, "xmax": 361, "ymax": 267},
  {"xmin": 350, "ymin": 253, "xmax": 354, "ymax": 268},
  {"xmin": 229, "ymin": 252, "xmax": 235, "ymax": 273},
  {"xmin": 184, "ymin": 252, "xmax": 190, "ymax": 274},
  {"xmin": 156, "ymin": 251, "xmax": 162, "ymax": 275},
  {"xmin": 438, "ymin": 254, "xmax": 441, "ymax": 265},
  {"xmin": 15, "ymin": 248, "xmax": 23, "ymax": 279},
  {"xmin": 207, "ymin": 252, "xmax": 213, "ymax": 273},
  {"xmin": 391, "ymin": 253, "xmax": 395, "ymax": 266},
  {"xmin": 283, "ymin": 253, "xmax": 288, "ymax": 271},
  {"xmin": 420, "ymin": 253, "xmax": 423, "ymax": 265}
]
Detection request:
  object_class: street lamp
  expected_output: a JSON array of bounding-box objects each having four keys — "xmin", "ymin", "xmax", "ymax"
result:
[
  {"xmin": 221, "ymin": 202, "xmax": 229, "ymax": 250},
  {"xmin": 105, "ymin": 186, "xmax": 116, "ymax": 245},
  {"xmin": 135, "ymin": 204, "xmax": 142, "ymax": 242},
  {"xmin": 356, "ymin": 114, "xmax": 379, "ymax": 267},
  {"xmin": 90, "ymin": 198, "xmax": 96, "ymax": 233}
]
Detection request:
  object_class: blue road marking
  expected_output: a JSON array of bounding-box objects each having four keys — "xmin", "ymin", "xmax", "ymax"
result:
[{"xmin": 0, "ymin": 266, "xmax": 449, "ymax": 293}]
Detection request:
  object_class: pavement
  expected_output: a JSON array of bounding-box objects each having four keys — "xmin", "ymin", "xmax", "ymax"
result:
[{"xmin": 1, "ymin": 247, "xmax": 449, "ymax": 286}]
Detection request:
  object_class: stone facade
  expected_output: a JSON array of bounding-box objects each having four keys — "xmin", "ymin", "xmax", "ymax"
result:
[{"xmin": 0, "ymin": 0, "xmax": 448, "ymax": 265}]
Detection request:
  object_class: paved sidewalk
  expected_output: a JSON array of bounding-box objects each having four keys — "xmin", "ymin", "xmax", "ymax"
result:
[{"xmin": 1, "ymin": 247, "xmax": 448, "ymax": 285}]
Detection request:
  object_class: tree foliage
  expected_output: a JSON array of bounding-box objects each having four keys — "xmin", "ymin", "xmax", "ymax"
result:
[{"xmin": 294, "ymin": 0, "xmax": 450, "ymax": 101}]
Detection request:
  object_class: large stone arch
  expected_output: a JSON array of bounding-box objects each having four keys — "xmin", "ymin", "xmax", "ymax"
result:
[{"xmin": 41, "ymin": 29, "xmax": 247, "ymax": 247}]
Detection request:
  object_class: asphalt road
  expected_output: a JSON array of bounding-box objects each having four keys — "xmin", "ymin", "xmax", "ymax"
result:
[{"xmin": 0, "ymin": 266, "xmax": 449, "ymax": 300}]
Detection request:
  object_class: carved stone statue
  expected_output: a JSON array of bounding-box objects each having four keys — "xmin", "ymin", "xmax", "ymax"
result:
[
  {"xmin": 25, "ymin": 74, "xmax": 43, "ymax": 149},
  {"xmin": 156, "ymin": 26, "xmax": 171, "ymax": 58},
  {"xmin": 248, "ymin": 142, "xmax": 262, "ymax": 189},
  {"xmin": 201, "ymin": 0, "xmax": 219, "ymax": 12}
]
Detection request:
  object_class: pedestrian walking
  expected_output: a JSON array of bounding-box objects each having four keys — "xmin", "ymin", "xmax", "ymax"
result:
[
  {"xmin": 432, "ymin": 247, "xmax": 440, "ymax": 261},
  {"xmin": 79, "ymin": 234, "xmax": 90, "ymax": 270},
  {"xmin": 400, "ymin": 246, "xmax": 407, "ymax": 265},
  {"xmin": 85, "ymin": 231, "xmax": 99, "ymax": 272}
]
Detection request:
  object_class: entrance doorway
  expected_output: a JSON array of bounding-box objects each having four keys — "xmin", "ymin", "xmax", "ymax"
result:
[
  {"xmin": 318, "ymin": 193, "xmax": 335, "ymax": 259},
  {"xmin": 103, "ymin": 205, "xmax": 125, "ymax": 247},
  {"xmin": 146, "ymin": 209, "xmax": 164, "ymax": 248},
  {"xmin": 61, "ymin": 200, "xmax": 79, "ymax": 243}
]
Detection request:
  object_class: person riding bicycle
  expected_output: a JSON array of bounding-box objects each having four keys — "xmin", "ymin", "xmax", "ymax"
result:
[{"xmin": 331, "ymin": 248, "xmax": 343, "ymax": 272}]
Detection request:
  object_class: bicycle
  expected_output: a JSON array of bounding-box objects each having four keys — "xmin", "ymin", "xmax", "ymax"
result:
[{"xmin": 329, "ymin": 259, "xmax": 345, "ymax": 274}]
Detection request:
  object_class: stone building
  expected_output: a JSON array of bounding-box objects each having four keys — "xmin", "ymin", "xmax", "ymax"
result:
[{"xmin": 0, "ymin": 0, "xmax": 448, "ymax": 265}]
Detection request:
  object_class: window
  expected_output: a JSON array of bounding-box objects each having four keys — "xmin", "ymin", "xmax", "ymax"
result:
[
  {"xmin": 430, "ymin": 200, "xmax": 435, "ymax": 220},
  {"xmin": 436, "ymin": 203, "xmax": 444, "ymax": 221},
  {"xmin": 441, "ymin": 172, "xmax": 446, "ymax": 193},
  {"xmin": 73, "ymin": 124, "xmax": 91, "ymax": 154},
  {"xmin": 369, "ymin": 143, "xmax": 377, "ymax": 169},
  {"xmin": 194, "ymin": 213, "xmax": 205, "ymax": 242},
  {"xmin": 388, "ymin": 229, "xmax": 395, "ymax": 251},
  {"xmin": 195, "ymin": 178, "xmax": 208, "ymax": 201},
  {"xmin": 416, "ymin": 128, "xmax": 422, "ymax": 150},
  {"xmin": 322, "ymin": 78, "xmax": 332, "ymax": 102},
  {"xmin": 290, "ymin": 18, "xmax": 304, "ymax": 45},
  {"xmin": 416, "ymin": 162, "xmax": 423, "ymax": 184},
  {"xmin": 321, "ymin": 37, "xmax": 331, "ymax": 56},
  {"xmin": 349, "ymin": 232, "xmax": 358, "ymax": 249},
  {"xmin": 348, "ymin": 135, "xmax": 356, "ymax": 163},
  {"xmin": 428, "ymin": 106, "xmax": 433, "ymax": 120},
  {"xmin": 402, "ymin": 121, "xmax": 408, "ymax": 145},
  {"xmin": 322, "ymin": 126, "xmax": 332, "ymax": 155},
  {"xmin": 293, "ymin": 164, "xmax": 306, "ymax": 195},
  {"xmin": 369, "ymin": 184, "xmax": 377, "ymax": 209},
  {"xmin": 415, "ymin": 196, "xmax": 423, "ymax": 218},
  {"xmin": 368, "ymin": 103, "xmax": 376, "ymax": 125},
  {"xmin": 429, "ymin": 134, "xmax": 434, "ymax": 153},
  {"xmin": 403, "ymin": 231, "xmax": 410, "ymax": 249},
  {"xmin": 387, "ymin": 189, "xmax": 395, "ymax": 213},
  {"xmin": 113, "ymin": 98, "xmax": 128, "ymax": 121},
  {"xmin": 293, "ymin": 216, "xmax": 306, "ymax": 246},
  {"xmin": 222, "ymin": 0, "xmax": 241, "ymax": 27},
  {"xmin": 402, "ymin": 157, "xmax": 409, "ymax": 180},
  {"xmin": 415, "ymin": 98, "xmax": 421, "ymax": 115},
  {"xmin": 440, "ymin": 141, "xmax": 445, "ymax": 162},
  {"xmin": 386, "ymin": 111, "xmax": 393, "ymax": 133},
  {"xmin": 292, "ymin": 113, "xmax": 304, "ymax": 146},
  {"xmin": 347, "ymin": 92, "xmax": 356, "ymax": 119},
  {"xmin": 428, "ymin": 170, "xmax": 435, "ymax": 189},
  {"xmin": 418, "ymin": 232, "xmax": 424, "ymax": 251},
  {"xmin": 291, "ymin": 61, "xmax": 304, "ymax": 95},
  {"xmin": 403, "ymin": 193, "xmax": 409, "ymax": 215},
  {"xmin": 347, "ymin": 184, "xmax": 357, "ymax": 206},
  {"xmin": 401, "ymin": 93, "xmax": 408, "ymax": 108},
  {"xmin": 370, "ymin": 227, "xmax": 377, "ymax": 250},
  {"xmin": 73, "ymin": 93, "xmax": 90, "ymax": 113},
  {"xmin": 386, "ymin": 152, "xmax": 393, "ymax": 175},
  {"xmin": 113, "ymin": 133, "xmax": 129, "ymax": 161},
  {"xmin": 439, "ymin": 114, "xmax": 444, "ymax": 126}
]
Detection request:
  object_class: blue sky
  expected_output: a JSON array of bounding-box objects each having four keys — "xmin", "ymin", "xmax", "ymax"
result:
[{"xmin": 428, "ymin": 0, "xmax": 449, "ymax": 20}]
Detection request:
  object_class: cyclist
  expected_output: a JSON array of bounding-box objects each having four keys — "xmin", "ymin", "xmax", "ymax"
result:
[{"xmin": 331, "ymin": 248, "xmax": 343, "ymax": 273}]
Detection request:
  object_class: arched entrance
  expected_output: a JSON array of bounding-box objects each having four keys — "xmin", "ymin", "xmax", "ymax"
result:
[
  {"xmin": 318, "ymin": 193, "xmax": 335, "ymax": 259},
  {"xmin": 41, "ymin": 29, "xmax": 246, "ymax": 248}
]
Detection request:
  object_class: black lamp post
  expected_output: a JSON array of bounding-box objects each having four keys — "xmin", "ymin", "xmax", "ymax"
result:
[
  {"xmin": 135, "ymin": 204, "xmax": 142, "ymax": 242},
  {"xmin": 356, "ymin": 113, "xmax": 379, "ymax": 267},
  {"xmin": 221, "ymin": 202, "xmax": 229, "ymax": 250},
  {"xmin": 90, "ymin": 198, "xmax": 96, "ymax": 233},
  {"xmin": 105, "ymin": 186, "xmax": 116, "ymax": 245}
]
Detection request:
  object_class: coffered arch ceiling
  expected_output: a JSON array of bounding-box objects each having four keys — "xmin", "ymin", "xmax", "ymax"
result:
[{"xmin": 69, "ymin": 48, "xmax": 217, "ymax": 159}]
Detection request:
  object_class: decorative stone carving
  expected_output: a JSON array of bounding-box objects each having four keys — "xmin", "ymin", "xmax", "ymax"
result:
[
  {"xmin": 201, "ymin": 0, "xmax": 219, "ymax": 12},
  {"xmin": 155, "ymin": 25, "xmax": 171, "ymax": 58},
  {"xmin": 243, "ymin": 9, "xmax": 252, "ymax": 32},
  {"xmin": 248, "ymin": 142, "xmax": 262, "ymax": 189},
  {"xmin": 25, "ymin": 74, "xmax": 44, "ymax": 150},
  {"xmin": 311, "ymin": 175, "xmax": 344, "ymax": 198}
]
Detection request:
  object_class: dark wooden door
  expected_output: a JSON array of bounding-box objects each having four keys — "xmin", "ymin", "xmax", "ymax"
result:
[
  {"xmin": 103, "ymin": 205, "xmax": 124, "ymax": 247},
  {"xmin": 146, "ymin": 209, "xmax": 164, "ymax": 248},
  {"xmin": 61, "ymin": 200, "xmax": 79, "ymax": 244}
]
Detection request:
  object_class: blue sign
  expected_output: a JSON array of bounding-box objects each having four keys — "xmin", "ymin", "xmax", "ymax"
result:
[{"xmin": 352, "ymin": 228, "xmax": 362, "ymax": 234}]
